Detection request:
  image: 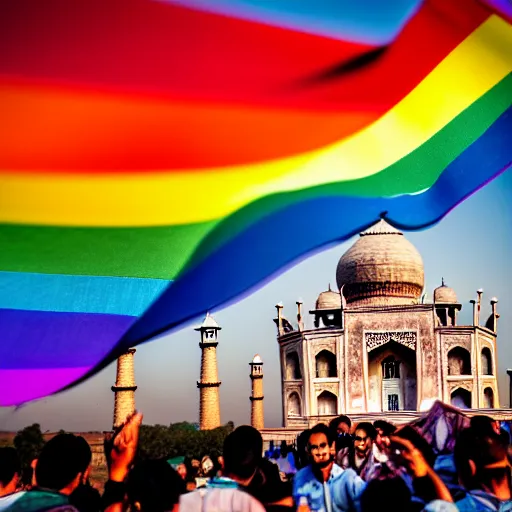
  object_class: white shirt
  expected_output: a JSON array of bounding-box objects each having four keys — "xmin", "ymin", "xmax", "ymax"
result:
[
  {"xmin": 180, "ymin": 487, "xmax": 265, "ymax": 512},
  {"xmin": 0, "ymin": 491, "xmax": 25, "ymax": 511}
]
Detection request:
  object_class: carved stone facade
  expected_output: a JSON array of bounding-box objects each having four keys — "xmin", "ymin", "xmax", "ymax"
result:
[
  {"xmin": 275, "ymin": 220, "xmax": 501, "ymax": 427},
  {"xmin": 365, "ymin": 331, "xmax": 417, "ymax": 352}
]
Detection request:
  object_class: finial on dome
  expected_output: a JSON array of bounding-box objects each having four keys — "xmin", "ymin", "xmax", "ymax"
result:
[
  {"xmin": 328, "ymin": 283, "xmax": 332, "ymax": 291},
  {"xmin": 441, "ymin": 277, "xmax": 445, "ymax": 286}
]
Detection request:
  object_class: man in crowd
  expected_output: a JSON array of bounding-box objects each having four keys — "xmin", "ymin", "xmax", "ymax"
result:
[
  {"xmin": 329, "ymin": 416, "xmax": 353, "ymax": 454},
  {"xmin": 373, "ymin": 420, "xmax": 396, "ymax": 463},
  {"xmin": 293, "ymin": 423, "xmax": 366, "ymax": 511},
  {"xmin": 127, "ymin": 459, "xmax": 185, "ymax": 512},
  {"xmin": 337, "ymin": 422, "xmax": 377, "ymax": 481},
  {"xmin": 6, "ymin": 434, "xmax": 92, "ymax": 512},
  {"xmin": 453, "ymin": 419, "xmax": 512, "ymax": 511},
  {"xmin": 0, "ymin": 448, "xmax": 23, "ymax": 511},
  {"xmin": 179, "ymin": 426, "xmax": 266, "ymax": 511}
]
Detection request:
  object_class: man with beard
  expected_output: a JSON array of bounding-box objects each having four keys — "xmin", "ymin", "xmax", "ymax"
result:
[{"xmin": 293, "ymin": 424, "xmax": 366, "ymax": 512}]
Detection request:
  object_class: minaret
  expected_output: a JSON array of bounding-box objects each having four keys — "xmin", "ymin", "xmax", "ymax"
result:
[
  {"xmin": 195, "ymin": 313, "xmax": 222, "ymax": 430},
  {"xmin": 250, "ymin": 354, "xmax": 264, "ymax": 430},
  {"xmin": 111, "ymin": 348, "xmax": 137, "ymax": 429}
]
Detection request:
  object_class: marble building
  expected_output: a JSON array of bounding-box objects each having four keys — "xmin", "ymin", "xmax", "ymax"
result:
[{"xmin": 275, "ymin": 220, "xmax": 501, "ymax": 428}]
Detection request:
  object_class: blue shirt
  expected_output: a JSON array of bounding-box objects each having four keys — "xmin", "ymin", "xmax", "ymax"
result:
[
  {"xmin": 455, "ymin": 490, "xmax": 512, "ymax": 512},
  {"xmin": 293, "ymin": 463, "xmax": 366, "ymax": 512}
]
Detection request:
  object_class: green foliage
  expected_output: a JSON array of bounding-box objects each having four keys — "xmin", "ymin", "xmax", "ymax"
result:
[
  {"xmin": 138, "ymin": 421, "xmax": 233, "ymax": 461},
  {"xmin": 13, "ymin": 424, "xmax": 45, "ymax": 484}
]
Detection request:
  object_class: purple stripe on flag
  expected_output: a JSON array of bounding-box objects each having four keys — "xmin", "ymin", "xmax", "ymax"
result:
[
  {"xmin": 0, "ymin": 367, "xmax": 91, "ymax": 406},
  {"xmin": 0, "ymin": 309, "xmax": 136, "ymax": 369}
]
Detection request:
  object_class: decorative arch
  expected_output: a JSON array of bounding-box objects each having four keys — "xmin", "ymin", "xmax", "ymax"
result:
[
  {"xmin": 447, "ymin": 347, "xmax": 471, "ymax": 376},
  {"xmin": 287, "ymin": 391, "xmax": 302, "ymax": 417},
  {"xmin": 450, "ymin": 387, "xmax": 471, "ymax": 409},
  {"xmin": 285, "ymin": 351, "xmax": 302, "ymax": 380},
  {"xmin": 315, "ymin": 350, "xmax": 337, "ymax": 378},
  {"xmin": 483, "ymin": 387, "xmax": 494, "ymax": 409},
  {"xmin": 317, "ymin": 390, "xmax": 337, "ymax": 416},
  {"xmin": 481, "ymin": 347, "xmax": 493, "ymax": 376}
]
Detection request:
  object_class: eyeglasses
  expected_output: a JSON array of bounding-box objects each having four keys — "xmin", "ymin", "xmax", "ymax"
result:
[
  {"xmin": 308, "ymin": 442, "xmax": 328, "ymax": 452},
  {"xmin": 354, "ymin": 436, "xmax": 368, "ymax": 443}
]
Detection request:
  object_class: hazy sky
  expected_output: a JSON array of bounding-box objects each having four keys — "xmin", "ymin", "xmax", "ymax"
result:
[{"xmin": 1, "ymin": 169, "xmax": 511, "ymax": 433}]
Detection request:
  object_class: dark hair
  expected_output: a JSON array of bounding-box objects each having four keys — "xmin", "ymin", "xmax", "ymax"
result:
[
  {"xmin": 329, "ymin": 415, "xmax": 352, "ymax": 431},
  {"xmin": 296, "ymin": 429, "xmax": 311, "ymax": 470},
  {"xmin": 361, "ymin": 477, "xmax": 412, "ymax": 512},
  {"xmin": 373, "ymin": 420, "xmax": 396, "ymax": 437},
  {"xmin": 394, "ymin": 426, "xmax": 435, "ymax": 467},
  {"xmin": 308, "ymin": 423, "xmax": 335, "ymax": 446},
  {"xmin": 0, "ymin": 447, "xmax": 21, "ymax": 487},
  {"xmin": 470, "ymin": 416, "xmax": 499, "ymax": 436},
  {"xmin": 354, "ymin": 422, "xmax": 377, "ymax": 440},
  {"xmin": 454, "ymin": 424, "xmax": 508, "ymax": 490},
  {"xmin": 69, "ymin": 484, "xmax": 102, "ymax": 512},
  {"xmin": 223, "ymin": 427, "xmax": 262, "ymax": 480},
  {"xmin": 35, "ymin": 434, "xmax": 91, "ymax": 491},
  {"xmin": 128, "ymin": 459, "xmax": 185, "ymax": 512},
  {"xmin": 234, "ymin": 425, "xmax": 263, "ymax": 456}
]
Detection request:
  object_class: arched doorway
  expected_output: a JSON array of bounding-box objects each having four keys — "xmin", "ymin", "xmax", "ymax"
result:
[
  {"xmin": 483, "ymin": 387, "xmax": 494, "ymax": 408},
  {"xmin": 315, "ymin": 350, "xmax": 337, "ymax": 378},
  {"xmin": 367, "ymin": 341, "xmax": 416, "ymax": 412},
  {"xmin": 285, "ymin": 352, "xmax": 301, "ymax": 380},
  {"xmin": 287, "ymin": 392, "xmax": 301, "ymax": 416},
  {"xmin": 481, "ymin": 348, "xmax": 492, "ymax": 375},
  {"xmin": 451, "ymin": 388, "xmax": 471, "ymax": 409},
  {"xmin": 317, "ymin": 390, "xmax": 337, "ymax": 415},
  {"xmin": 447, "ymin": 347, "xmax": 471, "ymax": 375}
]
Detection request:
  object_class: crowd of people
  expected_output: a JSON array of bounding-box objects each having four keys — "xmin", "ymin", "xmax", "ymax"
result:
[{"xmin": 1, "ymin": 408, "xmax": 511, "ymax": 512}]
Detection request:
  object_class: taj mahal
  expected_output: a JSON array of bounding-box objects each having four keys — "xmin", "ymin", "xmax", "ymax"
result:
[
  {"xmin": 110, "ymin": 219, "xmax": 507, "ymax": 437},
  {"xmin": 275, "ymin": 219, "xmax": 500, "ymax": 429}
]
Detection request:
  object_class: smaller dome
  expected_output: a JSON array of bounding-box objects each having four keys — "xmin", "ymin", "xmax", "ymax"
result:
[
  {"xmin": 316, "ymin": 285, "xmax": 341, "ymax": 310},
  {"xmin": 252, "ymin": 354, "xmax": 263, "ymax": 364},
  {"xmin": 434, "ymin": 279, "xmax": 458, "ymax": 304}
]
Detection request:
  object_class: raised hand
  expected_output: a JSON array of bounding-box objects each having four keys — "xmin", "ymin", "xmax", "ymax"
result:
[{"xmin": 109, "ymin": 412, "xmax": 143, "ymax": 482}]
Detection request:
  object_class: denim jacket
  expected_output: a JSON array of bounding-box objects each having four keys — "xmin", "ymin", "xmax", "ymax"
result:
[{"xmin": 292, "ymin": 463, "xmax": 366, "ymax": 512}]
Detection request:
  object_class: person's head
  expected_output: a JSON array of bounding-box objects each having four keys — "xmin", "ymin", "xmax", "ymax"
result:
[
  {"xmin": 373, "ymin": 420, "xmax": 396, "ymax": 452},
  {"xmin": 360, "ymin": 477, "xmax": 412, "ymax": 512},
  {"xmin": 307, "ymin": 424, "xmax": 335, "ymax": 468},
  {"xmin": 34, "ymin": 434, "xmax": 91, "ymax": 495},
  {"xmin": 69, "ymin": 483, "xmax": 102, "ymax": 512},
  {"xmin": 455, "ymin": 423, "xmax": 510, "ymax": 492},
  {"xmin": 353, "ymin": 422, "xmax": 376, "ymax": 458},
  {"xmin": 175, "ymin": 464, "xmax": 187, "ymax": 480},
  {"xmin": 471, "ymin": 415, "xmax": 502, "ymax": 437},
  {"xmin": 222, "ymin": 426, "xmax": 262, "ymax": 485},
  {"xmin": 296, "ymin": 429, "xmax": 311, "ymax": 470},
  {"xmin": 234, "ymin": 425, "xmax": 263, "ymax": 456},
  {"xmin": 0, "ymin": 447, "xmax": 21, "ymax": 496},
  {"xmin": 128, "ymin": 459, "xmax": 186, "ymax": 512},
  {"xmin": 394, "ymin": 426, "xmax": 435, "ymax": 468},
  {"xmin": 280, "ymin": 441, "xmax": 288, "ymax": 457},
  {"xmin": 329, "ymin": 416, "xmax": 352, "ymax": 435}
]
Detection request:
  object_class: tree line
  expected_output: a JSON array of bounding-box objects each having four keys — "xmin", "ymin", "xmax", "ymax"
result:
[{"xmin": 7, "ymin": 420, "xmax": 235, "ymax": 483}]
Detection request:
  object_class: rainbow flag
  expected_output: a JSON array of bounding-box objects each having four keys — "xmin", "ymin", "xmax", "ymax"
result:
[{"xmin": 1, "ymin": 0, "xmax": 511, "ymax": 406}]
